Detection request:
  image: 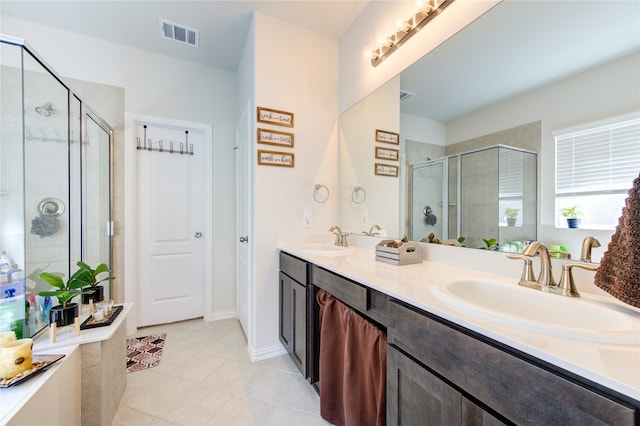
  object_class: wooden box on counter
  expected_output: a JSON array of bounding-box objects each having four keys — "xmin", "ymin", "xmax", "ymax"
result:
[{"xmin": 375, "ymin": 240, "xmax": 423, "ymax": 266}]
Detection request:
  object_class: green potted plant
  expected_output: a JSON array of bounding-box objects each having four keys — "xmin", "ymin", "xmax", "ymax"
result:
[
  {"xmin": 560, "ymin": 205, "xmax": 583, "ymax": 228},
  {"xmin": 504, "ymin": 207, "xmax": 520, "ymax": 226},
  {"xmin": 482, "ymin": 238, "xmax": 498, "ymax": 251},
  {"xmin": 38, "ymin": 268, "xmax": 94, "ymax": 327},
  {"xmin": 76, "ymin": 261, "xmax": 114, "ymax": 304}
]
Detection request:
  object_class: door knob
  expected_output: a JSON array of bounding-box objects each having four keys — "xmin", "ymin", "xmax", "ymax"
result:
[
  {"xmin": 194, "ymin": 232, "xmax": 202, "ymax": 238},
  {"xmin": 239, "ymin": 236, "xmax": 248, "ymax": 243}
]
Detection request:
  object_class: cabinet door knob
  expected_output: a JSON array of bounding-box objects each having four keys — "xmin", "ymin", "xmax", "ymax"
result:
[
  {"xmin": 194, "ymin": 232, "xmax": 202, "ymax": 238},
  {"xmin": 239, "ymin": 236, "xmax": 248, "ymax": 243}
]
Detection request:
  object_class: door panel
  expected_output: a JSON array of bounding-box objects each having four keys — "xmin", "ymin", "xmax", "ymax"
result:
[
  {"xmin": 137, "ymin": 122, "xmax": 204, "ymax": 326},
  {"xmin": 235, "ymin": 101, "xmax": 251, "ymax": 337}
]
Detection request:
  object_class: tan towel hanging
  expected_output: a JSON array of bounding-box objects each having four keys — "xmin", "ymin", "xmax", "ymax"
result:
[
  {"xmin": 317, "ymin": 290, "xmax": 387, "ymax": 426},
  {"xmin": 594, "ymin": 174, "xmax": 640, "ymax": 307}
]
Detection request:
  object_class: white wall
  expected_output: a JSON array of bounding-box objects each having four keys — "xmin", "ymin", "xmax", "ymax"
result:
[
  {"xmin": 1, "ymin": 15, "xmax": 238, "ymax": 321},
  {"xmin": 251, "ymin": 13, "xmax": 339, "ymax": 356},
  {"xmin": 400, "ymin": 113, "xmax": 446, "ymax": 147},
  {"xmin": 446, "ymin": 52, "xmax": 640, "ymax": 260},
  {"xmin": 338, "ymin": 0, "xmax": 500, "ymax": 114}
]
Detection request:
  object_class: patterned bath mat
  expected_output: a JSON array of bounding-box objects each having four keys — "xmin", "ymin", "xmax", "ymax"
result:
[{"xmin": 126, "ymin": 333, "xmax": 166, "ymax": 373}]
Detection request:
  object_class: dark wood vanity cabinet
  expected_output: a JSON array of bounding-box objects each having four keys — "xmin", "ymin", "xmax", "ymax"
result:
[
  {"xmin": 279, "ymin": 252, "xmax": 309, "ymax": 377},
  {"xmin": 279, "ymin": 253, "xmax": 638, "ymax": 424},
  {"xmin": 387, "ymin": 299, "xmax": 639, "ymax": 425},
  {"xmin": 387, "ymin": 345, "xmax": 505, "ymax": 426}
]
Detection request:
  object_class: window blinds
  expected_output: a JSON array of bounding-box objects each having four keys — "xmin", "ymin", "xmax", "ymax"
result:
[
  {"xmin": 555, "ymin": 114, "xmax": 640, "ymax": 194},
  {"xmin": 499, "ymin": 147, "xmax": 523, "ymax": 198}
]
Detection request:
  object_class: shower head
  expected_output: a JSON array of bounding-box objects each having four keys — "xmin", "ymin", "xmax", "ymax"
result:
[{"xmin": 35, "ymin": 102, "xmax": 55, "ymax": 117}]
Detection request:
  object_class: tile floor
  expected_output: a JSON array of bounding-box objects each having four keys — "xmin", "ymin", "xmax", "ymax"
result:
[{"xmin": 112, "ymin": 318, "xmax": 331, "ymax": 425}]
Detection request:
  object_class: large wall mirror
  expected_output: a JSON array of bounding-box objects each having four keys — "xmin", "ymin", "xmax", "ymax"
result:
[{"xmin": 339, "ymin": 1, "xmax": 640, "ymax": 260}]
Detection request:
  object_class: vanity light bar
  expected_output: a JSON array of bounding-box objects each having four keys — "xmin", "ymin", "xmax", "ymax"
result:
[{"xmin": 368, "ymin": 0, "xmax": 455, "ymax": 67}]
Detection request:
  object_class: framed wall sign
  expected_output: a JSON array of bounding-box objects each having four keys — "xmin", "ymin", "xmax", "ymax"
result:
[
  {"xmin": 375, "ymin": 146, "xmax": 399, "ymax": 161},
  {"xmin": 375, "ymin": 129, "xmax": 399, "ymax": 144},
  {"xmin": 257, "ymin": 128, "xmax": 294, "ymax": 148},
  {"xmin": 257, "ymin": 149, "xmax": 295, "ymax": 167},
  {"xmin": 257, "ymin": 107, "xmax": 294, "ymax": 127},
  {"xmin": 375, "ymin": 163, "xmax": 398, "ymax": 177}
]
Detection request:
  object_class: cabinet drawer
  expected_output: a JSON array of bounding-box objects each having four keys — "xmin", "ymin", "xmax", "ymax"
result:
[
  {"xmin": 280, "ymin": 252, "xmax": 308, "ymax": 285},
  {"xmin": 388, "ymin": 300, "xmax": 637, "ymax": 425},
  {"xmin": 367, "ymin": 289, "xmax": 389, "ymax": 327},
  {"xmin": 310, "ymin": 265, "xmax": 368, "ymax": 313}
]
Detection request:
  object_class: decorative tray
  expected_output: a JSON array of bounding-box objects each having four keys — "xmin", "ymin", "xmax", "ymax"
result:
[
  {"xmin": 80, "ymin": 305, "xmax": 123, "ymax": 330},
  {"xmin": 0, "ymin": 354, "xmax": 65, "ymax": 388}
]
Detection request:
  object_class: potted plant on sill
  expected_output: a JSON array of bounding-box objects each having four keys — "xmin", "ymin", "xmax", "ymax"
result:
[
  {"xmin": 38, "ymin": 268, "xmax": 94, "ymax": 327},
  {"xmin": 560, "ymin": 205, "xmax": 583, "ymax": 229},
  {"xmin": 76, "ymin": 261, "xmax": 114, "ymax": 304},
  {"xmin": 504, "ymin": 207, "xmax": 520, "ymax": 227}
]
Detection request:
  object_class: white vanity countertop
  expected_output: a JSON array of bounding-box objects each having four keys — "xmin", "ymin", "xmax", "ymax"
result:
[{"xmin": 279, "ymin": 244, "xmax": 640, "ymax": 402}]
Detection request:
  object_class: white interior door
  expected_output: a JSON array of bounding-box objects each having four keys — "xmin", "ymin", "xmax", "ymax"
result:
[
  {"xmin": 137, "ymin": 122, "xmax": 205, "ymax": 326},
  {"xmin": 235, "ymin": 101, "xmax": 251, "ymax": 337}
]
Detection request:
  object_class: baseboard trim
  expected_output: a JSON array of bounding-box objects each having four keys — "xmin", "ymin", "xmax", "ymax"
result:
[
  {"xmin": 249, "ymin": 343, "xmax": 287, "ymax": 362},
  {"xmin": 205, "ymin": 310, "xmax": 236, "ymax": 322}
]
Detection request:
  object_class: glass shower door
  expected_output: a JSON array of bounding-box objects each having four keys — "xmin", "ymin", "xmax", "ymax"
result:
[
  {"xmin": 410, "ymin": 160, "xmax": 445, "ymax": 242},
  {"xmin": 22, "ymin": 47, "xmax": 71, "ymax": 336},
  {"xmin": 1, "ymin": 38, "xmax": 113, "ymax": 338},
  {"xmin": 82, "ymin": 113, "xmax": 112, "ymax": 301},
  {"xmin": 460, "ymin": 148, "xmax": 500, "ymax": 249}
]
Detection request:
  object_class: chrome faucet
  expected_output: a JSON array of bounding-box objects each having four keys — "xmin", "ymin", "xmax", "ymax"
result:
[
  {"xmin": 364, "ymin": 224, "xmax": 381, "ymax": 236},
  {"xmin": 523, "ymin": 241, "xmax": 556, "ymax": 288},
  {"xmin": 580, "ymin": 236, "xmax": 601, "ymax": 262},
  {"xmin": 329, "ymin": 225, "xmax": 349, "ymax": 247}
]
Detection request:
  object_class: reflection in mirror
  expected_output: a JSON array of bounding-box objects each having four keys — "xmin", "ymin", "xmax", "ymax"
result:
[
  {"xmin": 339, "ymin": 0, "xmax": 640, "ymax": 261},
  {"xmin": 409, "ymin": 144, "xmax": 536, "ymax": 250},
  {"xmin": 340, "ymin": 76, "xmax": 400, "ymax": 237}
]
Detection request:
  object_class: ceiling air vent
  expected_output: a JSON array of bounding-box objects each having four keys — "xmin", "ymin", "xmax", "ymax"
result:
[
  {"xmin": 400, "ymin": 90, "xmax": 416, "ymax": 102},
  {"xmin": 159, "ymin": 18, "xmax": 200, "ymax": 48}
]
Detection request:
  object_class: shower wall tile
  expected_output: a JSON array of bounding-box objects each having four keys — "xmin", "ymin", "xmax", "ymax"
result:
[{"xmin": 445, "ymin": 121, "xmax": 541, "ymax": 156}]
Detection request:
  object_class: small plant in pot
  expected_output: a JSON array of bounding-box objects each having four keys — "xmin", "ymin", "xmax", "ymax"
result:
[
  {"xmin": 38, "ymin": 268, "xmax": 94, "ymax": 327},
  {"xmin": 560, "ymin": 205, "xmax": 583, "ymax": 229},
  {"xmin": 76, "ymin": 261, "xmax": 114, "ymax": 304},
  {"xmin": 504, "ymin": 207, "xmax": 520, "ymax": 226},
  {"xmin": 482, "ymin": 238, "xmax": 498, "ymax": 251}
]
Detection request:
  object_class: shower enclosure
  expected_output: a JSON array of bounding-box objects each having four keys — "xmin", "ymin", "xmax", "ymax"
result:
[
  {"xmin": 0, "ymin": 35, "xmax": 113, "ymax": 338},
  {"xmin": 409, "ymin": 145, "xmax": 536, "ymax": 250}
]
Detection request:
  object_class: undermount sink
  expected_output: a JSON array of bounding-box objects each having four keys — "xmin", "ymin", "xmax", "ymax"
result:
[
  {"xmin": 433, "ymin": 279, "xmax": 640, "ymax": 346},
  {"xmin": 297, "ymin": 243, "xmax": 355, "ymax": 255}
]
